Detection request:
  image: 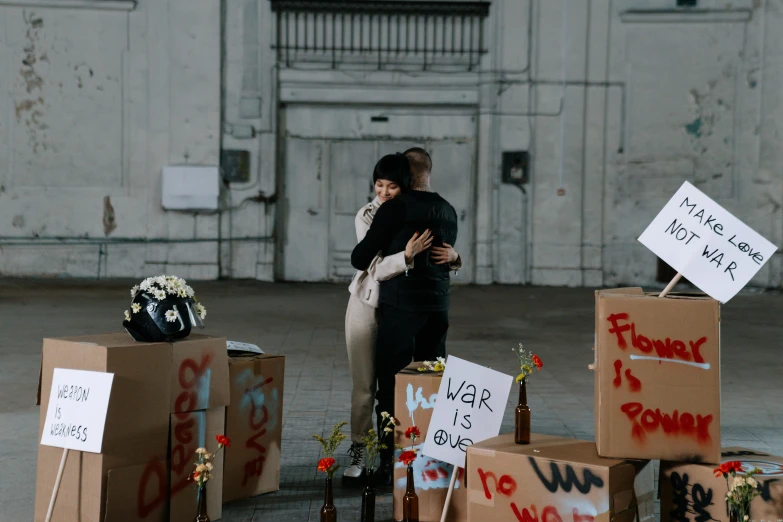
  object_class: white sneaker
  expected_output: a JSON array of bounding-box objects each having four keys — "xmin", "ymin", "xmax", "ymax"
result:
[{"xmin": 342, "ymin": 443, "xmax": 365, "ymax": 483}]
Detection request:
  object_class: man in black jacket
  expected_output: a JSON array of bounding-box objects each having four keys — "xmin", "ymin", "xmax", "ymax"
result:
[{"xmin": 350, "ymin": 147, "xmax": 459, "ymax": 479}]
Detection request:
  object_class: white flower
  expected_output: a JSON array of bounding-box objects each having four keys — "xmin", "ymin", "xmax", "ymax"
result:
[
  {"xmin": 124, "ymin": 310, "xmax": 130, "ymax": 321},
  {"xmin": 195, "ymin": 447, "xmax": 207, "ymax": 455},
  {"xmin": 140, "ymin": 279, "xmax": 151, "ymax": 291},
  {"xmin": 744, "ymin": 516, "xmax": 748, "ymax": 521},
  {"xmin": 154, "ymin": 289, "xmax": 166, "ymax": 301},
  {"xmin": 381, "ymin": 412, "xmax": 390, "ymax": 419},
  {"xmin": 131, "ymin": 285, "xmax": 140, "ymax": 297},
  {"xmin": 155, "ymin": 275, "xmax": 166, "ymax": 286},
  {"xmin": 165, "ymin": 309, "xmax": 178, "ymax": 322},
  {"xmin": 196, "ymin": 303, "xmax": 206, "ymax": 320},
  {"xmin": 195, "ymin": 463, "xmax": 207, "ymax": 473},
  {"xmin": 205, "ymin": 462, "xmax": 213, "ymax": 471},
  {"xmin": 747, "ymin": 477, "xmax": 758, "ymax": 488},
  {"xmin": 185, "ymin": 285, "xmax": 195, "ymax": 298},
  {"xmin": 131, "ymin": 303, "xmax": 141, "ymax": 314},
  {"xmin": 384, "ymin": 427, "xmax": 393, "ymax": 433}
]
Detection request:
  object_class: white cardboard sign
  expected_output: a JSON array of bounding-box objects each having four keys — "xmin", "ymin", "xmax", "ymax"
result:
[
  {"xmin": 421, "ymin": 356, "xmax": 512, "ymax": 468},
  {"xmin": 638, "ymin": 181, "xmax": 777, "ymax": 303},
  {"xmin": 40, "ymin": 369, "xmax": 114, "ymax": 454}
]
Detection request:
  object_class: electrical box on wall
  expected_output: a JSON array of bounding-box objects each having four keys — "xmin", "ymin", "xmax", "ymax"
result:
[
  {"xmin": 501, "ymin": 151, "xmax": 529, "ymax": 185},
  {"xmin": 221, "ymin": 150, "xmax": 251, "ymax": 183},
  {"xmin": 161, "ymin": 165, "xmax": 220, "ymax": 211}
]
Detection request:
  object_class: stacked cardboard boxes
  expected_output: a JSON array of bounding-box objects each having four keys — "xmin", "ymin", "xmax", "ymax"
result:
[
  {"xmin": 35, "ymin": 333, "xmax": 230, "ymax": 522},
  {"xmin": 466, "ymin": 433, "xmax": 655, "ymax": 522}
]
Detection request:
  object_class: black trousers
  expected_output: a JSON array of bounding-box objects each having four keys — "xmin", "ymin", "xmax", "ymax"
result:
[{"xmin": 374, "ymin": 304, "xmax": 449, "ymax": 431}]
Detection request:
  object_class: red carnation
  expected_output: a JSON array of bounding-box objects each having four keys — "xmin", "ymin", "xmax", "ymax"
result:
[
  {"xmin": 532, "ymin": 355, "xmax": 543, "ymax": 370},
  {"xmin": 714, "ymin": 461, "xmax": 744, "ymax": 477},
  {"xmin": 317, "ymin": 457, "xmax": 336, "ymax": 473},
  {"xmin": 399, "ymin": 450, "xmax": 417, "ymax": 466},
  {"xmin": 216, "ymin": 434, "xmax": 231, "ymax": 448},
  {"xmin": 405, "ymin": 426, "xmax": 421, "ymax": 440}
]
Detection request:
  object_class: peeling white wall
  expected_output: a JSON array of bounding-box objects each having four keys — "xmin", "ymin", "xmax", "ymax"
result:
[
  {"xmin": 2, "ymin": 0, "xmax": 782, "ymax": 291},
  {"xmin": 0, "ymin": 0, "xmax": 221, "ymax": 279}
]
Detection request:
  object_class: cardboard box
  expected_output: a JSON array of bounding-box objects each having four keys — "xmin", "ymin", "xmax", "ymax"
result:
[
  {"xmin": 660, "ymin": 447, "xmax": 783, "ymax": 522},
  {"xmin": 222, "ymin": 353, "xmax": 285, "ymax": 503},
  {"xmin": 594, "ymin": 288, "xmax": 721, "ymax": 463},
  {"xmin": 393, "ymin": 363, "xmax": 466, "ymax": 522},
  {"xmin": 466, "ymin": 433, "xmax": 655, "ymax": 522},
  {"xmin": 34, "ymin": 333, "xmax": 229, "ymax": 522}
]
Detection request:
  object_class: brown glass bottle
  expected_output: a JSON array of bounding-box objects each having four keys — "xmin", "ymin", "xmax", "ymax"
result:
[
  {"xmin": 194, "ymin": 487, "xmax": 209, "ymax": 522},
  {"xmin": 515, "ymin": 379, "xmax": 531, "ymax": 444},
  {"xmin": 320, "ymin": 478, "xmax": 337, "ymax": 522},
  {"xmin": 402, "ymin": 464, "xmax": 419, "ymax": 522},
  {"xmin": 360, "ymin": 468, "xmax": 376, "ymax": 522}
]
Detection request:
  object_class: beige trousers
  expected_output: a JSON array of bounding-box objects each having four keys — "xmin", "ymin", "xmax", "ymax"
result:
[{"xmin": 345, "ymin": 293, "xmax": 378, "ymax": 444}]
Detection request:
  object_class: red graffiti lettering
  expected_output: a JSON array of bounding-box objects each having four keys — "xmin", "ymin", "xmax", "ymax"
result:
[
  {"xmin": 511, "ymin": 503, "xmax": 538, "ymax": 522},
  {"xmin": 137, "ymin": 461, "xmax": 166, "ymax": 518},
  {"xmin": 241, "ymin": 377, "xmax": 275, "ymax": 487},
  {"xmin": 621, "ymin": 402, "xmax": 713, "ymax": 443},
  {"xmin": 613, "ymin": 360, "xmax": 622, "ymax": 388},
  {"xmin": 166, "ymin": 355, "xmax": 213, "ymax": 503},
  {"xmin": 606, "ymin": 313, "xmax": 707, "ymax": 363},
  {"xmin": 477, "ymin": 468, "xmax": 518, "ymax": 499},
  {"xmin": 612, "ymin": 360, "xmax": 642, "ymax": 392},
  {"xmin": 179, "ymin": 354, "xmax": 213, "ymax": 389},
  {"xmin": 607, "ymin": 313, "xmax": 631, "ymax": 348},
  {"xmin": 542, "ymin": 506, "xmax": 563, "ymax": 522},
  {"xmin": 511, "ymin": 505, "xmax": 595, "ymax": 522}
]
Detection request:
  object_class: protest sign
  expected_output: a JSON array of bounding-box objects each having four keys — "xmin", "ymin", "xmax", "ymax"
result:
[
  {"xmin": 638, "ymin": 181, "xmax": 777, "ymax": 302},
  {"xmin": 41, "ymin": 368, "xmax": 114, "ymax": 453},
  {"xmin": 422, "ymin": 356, "xmax": 512, "ymax": 469}
]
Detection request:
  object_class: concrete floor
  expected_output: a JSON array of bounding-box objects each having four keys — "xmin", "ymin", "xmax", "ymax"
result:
[{"xmin": 1, "ymin": 279, "xmax": 782, "ymax": 521}]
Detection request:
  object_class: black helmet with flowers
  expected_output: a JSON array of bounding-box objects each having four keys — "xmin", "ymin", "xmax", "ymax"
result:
[{"xmin": 122, "ymin": 275, "xmax": 206, "ymax": 342}]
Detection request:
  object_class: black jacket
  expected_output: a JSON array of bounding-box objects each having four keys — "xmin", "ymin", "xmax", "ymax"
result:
[{"xmin": 351, "ymin": 191, "xmax": 458, "ymax": 311}]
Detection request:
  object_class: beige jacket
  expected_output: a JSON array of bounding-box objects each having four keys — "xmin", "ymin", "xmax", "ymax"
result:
[
  {"xmin": 348, "ymin": 197, "xmax": 412, "ymax": 308},
  {"xmin": 348, "ymin": 197, "xmax": 464, "ymax": 308}
]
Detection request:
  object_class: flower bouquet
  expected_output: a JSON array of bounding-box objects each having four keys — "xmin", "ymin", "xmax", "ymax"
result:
[
  {"xmin": 313, "ymin": 422, "xmax": 347, "ymax": 522},
  {"xmin": 511, "ymin": 343, "xmax": 543, "ymax": 444},
  {"xmin": 190, "ymin": 434, "xmax": 230, "ymax": 522},
  {"xmin": 714, "ymin": 461, "xmax": 762, "ymax": 522}
]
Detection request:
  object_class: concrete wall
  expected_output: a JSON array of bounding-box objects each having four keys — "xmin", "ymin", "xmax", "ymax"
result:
[
  {"xmin": 0, "ymin": 0, "xmax": 222, "ymax": 279},
  {"xmin": 2, "ymin": 0, "xmax": 782, "ymax": 291}
]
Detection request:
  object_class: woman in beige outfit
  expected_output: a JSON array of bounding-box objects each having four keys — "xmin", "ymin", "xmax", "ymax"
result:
[{"xmin": 343, "ymin": 153, "xmax": 461, "ymax": 483}]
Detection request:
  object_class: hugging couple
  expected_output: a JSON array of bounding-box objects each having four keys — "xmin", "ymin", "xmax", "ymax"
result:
[{"xmin": 344, "ymin": 147, "xmax": 462, "ymax": 485}]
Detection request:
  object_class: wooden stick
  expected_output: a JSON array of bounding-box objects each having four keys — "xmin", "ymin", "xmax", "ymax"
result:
[
  {"xmin": 658, "ymin": 272, "xmax": 682, "ymax": 298},
  {"xmin": 439, "ymin": 466, "xmax": 460, "ymax": 522},
  {"xmin": 45, "ymin": 448, "xmax": 69, "ymax": 522}
]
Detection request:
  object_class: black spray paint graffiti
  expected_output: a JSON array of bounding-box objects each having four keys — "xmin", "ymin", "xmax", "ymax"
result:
[
  {"xmin": 669, "ymin": 472, "xmax": 718, "ymax": 522},
  {"xmin": 527, "ymin": 457, "xmax": 604, "ymax": 494}
]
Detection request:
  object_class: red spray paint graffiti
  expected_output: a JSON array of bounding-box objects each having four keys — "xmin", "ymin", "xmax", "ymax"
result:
[
  {"xmin": 620, "ymin": 402, "xmax": 713, "ymax": 443},
  {"xmin": 137, "ymin": 460, "xmax": 167, "ymax": 518},
  {"xmin": 607, "ymin": 313, "xmax": 707, "ymax": 363},
  {"xmin": 242, "ymin": 376, "xmax": 274, "ymax": 487},
  {"xmin": 477, "ymin": 468, "xmax": 599, "ymax": 522},
  {"xmin": 136, "ymin": 354, "xmax": 213, "ymax": 517},
  {"xmin": 510, "ymin": 504, "xmax": 595, "ymax": 522},
  {"xmin": 613, "ymin": 360, "xmax": 642, "ymax": 392}
]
